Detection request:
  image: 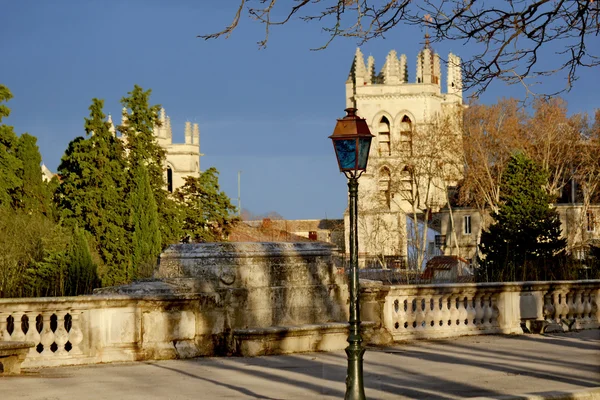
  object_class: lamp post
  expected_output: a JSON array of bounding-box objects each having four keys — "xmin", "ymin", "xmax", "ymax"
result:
[{"xmin": 329, "ymin": 108, "xmax": 374, "ymax": 400}]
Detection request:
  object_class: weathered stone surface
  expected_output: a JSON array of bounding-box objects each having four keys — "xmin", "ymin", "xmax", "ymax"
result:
[{"xmin": 0, "ymin": 341, "xmax": 34, "ymax": 374}]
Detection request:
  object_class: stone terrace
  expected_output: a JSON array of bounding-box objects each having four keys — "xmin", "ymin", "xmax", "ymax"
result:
[{"xmin": 1, "ymin": 330, "xmax": 599, "ymax": 400}]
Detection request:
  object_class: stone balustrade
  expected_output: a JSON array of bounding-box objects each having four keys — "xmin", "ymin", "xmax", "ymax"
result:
[
  {"xmin": 0, "ymin": 240, "xmax": 598, "ymax": 370},
  {"xmin": 361, "ymin": 280, "xmax": 599, "ymax": 341}
]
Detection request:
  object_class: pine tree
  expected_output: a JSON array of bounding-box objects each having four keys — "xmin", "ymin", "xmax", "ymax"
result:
[
  {"xmin": 175, "ymin": 167, "xmax": 238, "ymax": 242},
  {"xmin": 478, "ymin": 153, "xmax": 566, "ymax": 282},
  {"xmin": 129, "ymin": 165, "xmax": 161, "ymax": 279}
]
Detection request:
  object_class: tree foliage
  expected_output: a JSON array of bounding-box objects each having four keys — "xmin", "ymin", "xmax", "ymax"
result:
[
  {"xmin": 175, "ymin": 167, "xmax": 238, "ymax": 242},
  {"xmin": 478, "ymin": 153, "xmax": 566, "ymax": 282},
  {"xmin": 0, "ymin": 85, "xmax": 22, "ymax": 208},
  {"xmin": 202, "ymin": 1, "xmax": 600, "ymax": 96},
  {"xmin": 130, "ymin": 165, "xmax": 162, "ymax": 280}
]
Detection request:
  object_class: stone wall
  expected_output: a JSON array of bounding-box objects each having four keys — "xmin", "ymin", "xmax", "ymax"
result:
[{"xmin": 0, "ymin": 241, "xmax": 598, "ymax": 368}]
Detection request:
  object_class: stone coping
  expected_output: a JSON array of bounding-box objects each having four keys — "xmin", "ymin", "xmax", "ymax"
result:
[
  {"xmin": 368, "ymin": 279, "xmax": 600, "ymax": 293},
  {"xmin": 160, "ymin": 242, "xmax": 336, "ymax": 259},
  {"xmin": 0, "ymin": 341, "xmax": 35, "ymax": 351},
  {"xmin": 233, "ymin": 321, "xmax": 377, "ymax": 337}
]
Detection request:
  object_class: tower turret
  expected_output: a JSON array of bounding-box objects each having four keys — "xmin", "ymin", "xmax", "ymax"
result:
[
  {"xmin": 107, "ymin": 114, "xmax": 116, "ymax": 136},
  {"xmin": 447, "ymin": 53, "xmax": 463, "ymax": 101},
  {"xmin": 192, "ymin": 123, "xmax": 199, "ymax": 145},
  {"xmin": 184, "ymin": 121, "xmax": 192, "ymax": 144},
  {"xmin": 416, "ymin": 35, "xmax": 441, "ymax": 85}
]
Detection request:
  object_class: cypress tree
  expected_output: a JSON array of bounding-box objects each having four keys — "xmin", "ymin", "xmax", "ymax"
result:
[
  {"xmin": 66, "ymin": 227, "xmax": 98, "ymax": 295},
  {"xmin": 118, "ymin": 85, "xmax": 182, "ymax": 247},
  {"xmin": 129, "ymin": 165, "xmax": 161, "ymax": 279},
  {"xmin": 57, "ymin": 99, "xmax": 130, "ymax": 286}
]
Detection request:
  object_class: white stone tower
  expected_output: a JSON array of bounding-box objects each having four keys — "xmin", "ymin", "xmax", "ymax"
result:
[{"xmin": 343, "ymin": 42, "xmax": 463, "ymax": 267}]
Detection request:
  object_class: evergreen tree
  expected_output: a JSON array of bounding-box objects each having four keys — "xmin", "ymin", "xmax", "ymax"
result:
[
  {"xmin": 175, "ymin": 167, "xmax": 238, "ymax": 242},
  {"xmin": 65, "ymin": 227, "xmax": 98, "ymax": 296},
  {"xmin": 57, "ymin": 99, "xmax": 130, "ymax": 286},
  {"xmin": 478, "ymin": 153, "xmax": 566, "ymax": 282},
  {"xmin": 14, "ymin": 133, "xmax": 51, "ymax": 214},
  {"xmin": 0, "ymin": 85, "xmax": 22, "ymax": 208},
  {"xmin": 118, "ymin": 85, "xmax": 182, "ymax": 247},
  {"xmin": 129, "ymin": 165, "xmax": 161, "ymax": 279}
]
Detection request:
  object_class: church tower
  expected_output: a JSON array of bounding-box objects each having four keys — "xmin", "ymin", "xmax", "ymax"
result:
[
  {"xmin": 111, "ymin": 107, "xmax": 203, "ymax": 193},
  {"xmin": 343, "ymin": 42, "xmax": 463, "ymax": 268}
]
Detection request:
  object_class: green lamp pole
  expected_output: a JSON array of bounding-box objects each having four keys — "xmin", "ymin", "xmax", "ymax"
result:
[{"xmin": 329, "ymin": 108, "xmax": 374, "ymax": 400}]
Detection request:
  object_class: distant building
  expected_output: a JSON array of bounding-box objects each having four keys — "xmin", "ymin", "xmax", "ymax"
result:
[
  {"xmin": 110, "ymin": 107, "xmax": 203, "ymax": 192},
  {"xmin": 343, "ymin": 41, "xmax": 463, "ymax": 268},
  {"xmin": 436, "ymin": 203, "xmax": 600, "ymax": 264}
]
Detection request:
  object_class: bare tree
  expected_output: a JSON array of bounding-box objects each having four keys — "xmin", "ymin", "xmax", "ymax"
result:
[
  {"xmin": 200, "ymin": 0, "xmax": 600, "ymax": 96},
  {"xmin": 461, "ymin": 98, "xmax": 526, "ymax": 214},
  {"xmin": 377, "ymin": 107, "xmax": 463, "ymax": 270}
]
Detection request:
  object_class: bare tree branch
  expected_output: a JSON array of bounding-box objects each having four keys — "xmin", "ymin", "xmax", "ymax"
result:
[{"xmin": 200, "ymin": 0, "xmax": 600, "ymax": 96}]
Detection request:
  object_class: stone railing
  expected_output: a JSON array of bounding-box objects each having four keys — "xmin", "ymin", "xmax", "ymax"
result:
[
  {"xmin": 361, "ymin": 280, "xmax": 600, "ymax": 341},
  {"xmin": 0, "ymin": 293, "xmax": 222, "ymax": 368}
]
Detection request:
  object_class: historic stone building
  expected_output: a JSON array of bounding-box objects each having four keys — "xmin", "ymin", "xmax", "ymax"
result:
[
  {"xmin": 109, "ymin": 108, "xmax": 202, "ymax": 192},
  {"xmin": 344, "ymin": 42, "xmax": 463, "ymax": 268}
]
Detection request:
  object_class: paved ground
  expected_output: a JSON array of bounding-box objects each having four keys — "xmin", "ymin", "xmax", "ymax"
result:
[{"xmin": 2, "ymin": 330, "xmax": 599, "ymax": 400}]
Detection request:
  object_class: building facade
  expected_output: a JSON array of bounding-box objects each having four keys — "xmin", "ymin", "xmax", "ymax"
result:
[{"xmin": 344, "ymin": 43, "xmax": 463, "ymax": 268}]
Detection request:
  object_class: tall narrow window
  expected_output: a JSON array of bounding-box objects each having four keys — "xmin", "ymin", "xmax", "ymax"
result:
[
  {"xmin": 378, "ymin": 117, "xmax": 391, "ymax": 156},
  {"xmin": 400, "ymin": 166, "xmax": 412, "ymax": 199},
  {"xmin": 463, "ymin": 215, "xmax": 472, "ymax": 235},
  {"xmin": 587, "ymin": 211, "xmax": 595, "ymax": 232},
  {"xmin": 399, "ymin": 115, "xmax": 412, "ymax": 157},
  {"xmin": 167, "ymin": 166, "xmax": 173, "ymax": 193},
  {"xmin": 379, "ymin": 167, "xmax": 391, "ymax": 209}
]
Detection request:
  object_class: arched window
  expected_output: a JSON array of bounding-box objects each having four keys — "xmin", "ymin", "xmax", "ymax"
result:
[
  {"xmin": 167, "ymin": 166, "xmax": 173, "ymax": 193},
  {"xmin": 378, "ymin": 116, "xmax": 391, "ymax": 157},
  {"xmin": 379, "ymin": 167, "xmax": 391, "ymax": 209},
  {"xmin": 399, "ymin": 115, "xmax": 413, "ymax": 157},
  {"xmin": 400, "ymin": 165, "xmax": 412, "ymax": 198}
]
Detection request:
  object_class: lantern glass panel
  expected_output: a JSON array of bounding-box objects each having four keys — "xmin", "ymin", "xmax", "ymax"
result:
[
  {"xmin": 357, "ymin": 137, "xmax": 372, "ymax": 170},
  {"xmin": 334, "ymin": 139, "xmax": 357, "ymax": 171}
]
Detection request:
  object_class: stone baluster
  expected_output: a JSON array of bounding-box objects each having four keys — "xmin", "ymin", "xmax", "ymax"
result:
[
  {"xmin": 66, "ymin": 311, "xmax": 84, "ymax": 356},
  {"xmin": 24, "ymin": 313, "xmax": 42, "ymax": 354},
  {"xmin": 54, "ymin": 311, "xmax": 70, "ymax": 356},
  {"xmin": 474, "ymin": 295, "xmax": 484, "ymax": 329},
  {"xmin": 458, "ymin": 296, "xmax": 469, "ymax": 330},
  {"xmin": 466, "ymin": 296, "xmax": 477, "ymax": 330},
  {"xmin": 415, "ymin": 297, "xmax": 426, "ymax": 331},
  {"xmin": 10, "ymin": 314, "xmax": 27, "ymax": 341},
  {"xmin": 432, "ymin": 295, "xmax": 443, "ymax": 331},
  {"xmin": 0, "ymin": 313, "xmax": 11, "ymax": 340},
  {"xmin": 39, "ymin": 312, "xmax": 56, "ymax": 356},
  {"xmin": 543, "ymin": 292, "xmax": 555, "ymax": 322},
  {"xmin": 582, "ymin": 290, "xmax": 592, "ymax": 322},
  {"xmin": 449, "ymin": 294, "xmax": 459, "ymax": 330},
  {"xmin": 483, "ymin": 295, "xmax": 494, "ymax": 328}
]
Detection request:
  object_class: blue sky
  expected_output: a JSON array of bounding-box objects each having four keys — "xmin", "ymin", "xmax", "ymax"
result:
[{"xmin": 2, "ymin": 1, "xmax": 599, "ymax": 220}]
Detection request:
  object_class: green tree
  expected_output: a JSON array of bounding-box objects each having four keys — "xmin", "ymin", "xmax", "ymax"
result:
[
  {"xmin": 478, "ymin": 153, "xmax": 566, "ymax": 282},
  {"xmin": 129, "ymin": 165, "xmax": 162, "ymax": 279},
  {"xmin": 0, "ymin": 85, "xmax": 22, "ymax": 208},
  {"xmin": 118, "ymin": 85, "xmax": 182, "ymax": 247},
  {"xmin": 65, "ymin": 227, "xmax": 98, "ymax": 296},
  {"xmin": 57, "ymin": 99, "xmax": 130, "ymax": 286},
  {"xmin": 14, "ymin": 133, "xmax": 53, "ymax": 214},
  {"xmin": 175, "ymin": 167, "xmax": 238, "ymax": 242}
]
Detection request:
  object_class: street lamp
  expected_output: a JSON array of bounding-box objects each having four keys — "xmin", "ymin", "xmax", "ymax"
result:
[{"xmin": 329, "ymin": 107, "xmax": 373, "ymax": 400}]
